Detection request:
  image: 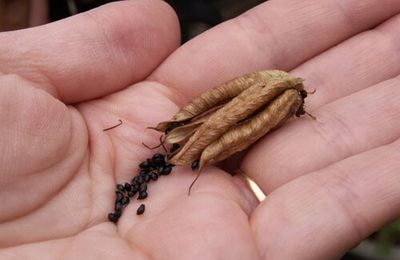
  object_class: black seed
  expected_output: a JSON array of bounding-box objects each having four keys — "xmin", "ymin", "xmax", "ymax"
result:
[
  {"xmin": 139, "ymin": 160, "xmax": 149, "ymax": 169},
  {"xmin": 114, "ymin": 210, "xmax": 121, "ymax": 218},
  {"xmin": 161, "ymin": 165, "xmax": 172, "ymax": 175},
  {"xmin": 136, "ymin": 204, "xmax": 145, "ymax": 215},
  {"xmin": 143, "ymin": 174, "xmax": 150, "ymax": 182},
  {"xmin": 150, "ymin": 172, "xmax": 158, "ymax": 181},
  {"xmin": 128, "ymin": 191, "xmax": 136, "ymax": 197},
  {"xmin": 146, "ymin": 158, "xmax": 154, "ymax": 167},
  {"xmin": 138, "ymin": 191, "xmax": 148, "ymax": 200},
  {"xmin": 131, "ymin": 183, "xmax": 139, "ymax": 192},
  {"xmin": 121, "ymin": 197, "xmax": 130, "ymax": 205},
  {"xmin": 140, "ymin": 169, "xmax": 148, "ymax": 175},
  {"xmin": 124, "ymin": 183, "xmax": 132, "ymax": 191},
  {"xmin": 136, "ymin": 176, "xmax": 144, "ymax": 184},
  {"xmin": 108, "ymin": 213, "xmax": 119, "ymax": 223},
  {"xmin": 165, "ymin": 122, "xmax": 183, "ymax": 134},
  {"xmin": 139, "ymin": 184, "xmax": 147, "ymax": 193},
  {"xmin": 170, "ymin": 143, "xmax": 180, "ymax": 153},
  {"xmin": 300, "ymin": 89, "xmax": 307, "ymax": 99},
  {"xmin": 115, "ymin": 191, "xmax": 124, "ymax": 202},
  {"xmin": 152, "ymin": 153, "xmax": 165, "ymax": 166},
  {"xmin": 115, "ymin": 202, "xmax": 122, "ymax": 212},
  {"xmin": 116, "ymin": 184, "xmax": 125, "ymax": 192},
  {"xmin": 296, "ymin": 105, "xmax": 305, "ymax": 117},
  {"xmin": 191, "ymin": 160, "xmax": 199, "ymax": 170},
  {"xmin": 152, "ymin": 153, "xmax": 163, "ymax": 159}
]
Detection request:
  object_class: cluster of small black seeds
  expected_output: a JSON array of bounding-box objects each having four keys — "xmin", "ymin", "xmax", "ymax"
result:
[{"xmin": 108, "ymin": 152, "xmax": 176, "ymax": 223}]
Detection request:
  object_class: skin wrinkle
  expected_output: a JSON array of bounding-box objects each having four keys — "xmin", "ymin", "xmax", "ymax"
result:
[
  {"xmin": 82, "ymin": 10, "xmax": 135, "ymax": 85},
  {"xmin": 290, "ymin": 23, "xmax": 400, "ymax": 111},
  {"xmin": 309, "ymin": 108, "xmax": 359, "ymax": 158},
  {"xmin": 316, "ymin": 169, "xmax": 367, "ymax": 243},
  {"xmin": 377, "ymin": 23, "xmax": 400, "ymax": 65},
  {"xmin": 333, "ymin": 0, "xmax": 359, "ymax": 28},
  {"xmin": 122, "ymin": 226, "xmax": 153, "ymax": 260},
  {"xmin": 0, "ymin": 109, "xmax": 88, "ymax": 244},
  {"xmin": 0, "ymin": 175, "xmax": 82, "ymax": 248},
  {"xmin": 1, "ymin": 93, "xmax": 74, "ymax": 219},
  {"xmin": 233, "ymin": 11, "xmax": 280, "ymax": 70}
]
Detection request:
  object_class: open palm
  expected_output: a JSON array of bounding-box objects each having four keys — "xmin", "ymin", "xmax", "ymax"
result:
[{"xmin": 1, "ymin": 0, "xmax": 400, "ymax": 259}]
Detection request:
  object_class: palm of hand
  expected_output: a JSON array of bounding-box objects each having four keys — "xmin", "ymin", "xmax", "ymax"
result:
[{"xmin": 1, "ymin": 1, "xmax": 400, "ymax": 259}]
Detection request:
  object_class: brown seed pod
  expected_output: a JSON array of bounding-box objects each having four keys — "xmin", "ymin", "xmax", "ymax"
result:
[
  {"xmin": 169, "ymin": 78, "xmax": 304, "ymax": 166},
  {"xmin": 153, "ymin": 70, "xmax": 311, "ymax": 170},
  {"xmin": 155, "ymin": 70, "xmax": 298, "ymax": 132},
  {"xmin": 199, "ymin": 88, "xmax": 303, "ymax": 169}
]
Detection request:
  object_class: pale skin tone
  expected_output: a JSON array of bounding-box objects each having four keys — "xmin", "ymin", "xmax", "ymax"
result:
[{"xmin": 1, "ymin": 0, "xmax": 400, "ymax": 259}]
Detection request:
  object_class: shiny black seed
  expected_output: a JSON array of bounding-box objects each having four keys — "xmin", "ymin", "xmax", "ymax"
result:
[
  {"xmin": 152, "ymin": 153, "xmax": 163, "ymax": 159},
  {"xmin": 138, "ymin": 191, "xmax": 148, "ymax": 200},
  {"xmin": 114, "ymin": 210, "xmax": 121, "ymax": 218},
  {"xmin": 136, "ymin": 204, "xmax": 145, "ymax": 215},
  {"xmin": 150, "ymin": 172, "xmax": 158, "ymax": 181},
  {"xmin": 170, "ymin": 143, "xmax": 180, "ymax": 153},
  {"xmin": 115, "ymin": 191, "xmax": 124, "ymax": 202},
  {"xmin": 146, "ymin": 158, "xmax": 154, "ymax": 167},
  {"xmin": 124, "ymin": 183, "xmax": 132, "ymax": 191},
  {"xmin": 108, "ymin": 213, "xmax": 119, "ymax": 223},
  {"xmin": 161, "ymin": 165, "xmax": 172, "ymax": 175},
  {"xmin": 140, "ymin": 169, "xmax": 148, "ymax": 175},
  {"xmin": 128, "ymin": 191, "xmax": 136, "ymax": 197},
  {"xmin": 191, "ymin": 160, "xmax": 199, "ymax": 170},
  {"xmin": 116, "ymin": 184, "xmax": 125, "ymax": 192},
  {"xmin": 139, "ymin": 184, "xmax": 147, "ymax": 193},
  {"xmin": 131, "ymin": 183, "xmax": 139, "ymax": 192},
  {"xmin": 139, "ymin": 161, "xmax": 149, "ymax": 169},
  {"xmin": 121, "ymin": 196, "xmax": 130, "ymax": 205},
  {"xmin": 136, "ymin": 176, "xmax": 144, "ymax": 184},
  {"xmin": 152, "ymin": 153, "xmax": 165, "ymax": 166},
  {"xmin": 165, "ymin": 122, "xmax": 183, "ymax": 134},
  {"xmin": 300, "ymin": 89, "xmax": 307, "ymax": 99},
  {"xmin": 115, "ymin": 202, "xmax": 122, "ymax": 212},
  {"xmin": 296, "ymin": 105, "xmax": 305, "ymax": 117},
  {"xmin": 143, "ymin": 174, "xmax": 150, "ymax": 182}
]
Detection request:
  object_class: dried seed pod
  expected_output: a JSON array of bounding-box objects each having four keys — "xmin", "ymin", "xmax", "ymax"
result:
[
  {"xmin": 155, "ymin": 70, "xmax": 297, "ymax": 132},
  {"xmin": 169, "ymin": 78, "xmax": 304, "ymax": 166},
  {"xmin": 199, "ymin": 89, "xmax": 303, "ymax": 169},
  {"xmin": 154, "ymin": 70, "xmax": 311, "ymax": 174},
  {"xmin": 164, "ymin": 113, "xmax": 212, "ymax": 144}
]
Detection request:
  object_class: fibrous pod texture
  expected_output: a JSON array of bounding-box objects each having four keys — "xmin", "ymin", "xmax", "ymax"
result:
[{"xmin": 154, "ymin": 70, "xmax": 310, "ymax": 170}]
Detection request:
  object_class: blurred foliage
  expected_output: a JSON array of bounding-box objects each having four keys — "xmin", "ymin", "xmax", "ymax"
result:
[{"xmin": 376, "ymin": 219, "xmax": 400, "ymax": 256}]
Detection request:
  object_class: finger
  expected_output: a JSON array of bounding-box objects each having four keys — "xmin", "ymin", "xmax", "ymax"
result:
[
  {"xmin": 242, "ymin": 75, "xmax": 400, "ymax": 193},
  {"xmin": 0, "ymin": 0, "xmax": 180, "ymax": 103},
  {"xmin": 151, "ymin": 0, "xmax": 400, "ymax": 104},
  {"xmin": 292, "ymin": 13, "xmax": 400, "ymax": 110},
  {"xmin": 250, "ymin": 138, "xmax": 400, "ymax": 259}
]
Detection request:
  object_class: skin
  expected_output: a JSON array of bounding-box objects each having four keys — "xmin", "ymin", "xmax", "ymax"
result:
[{"xmin": 0, "ymin": 0, "xmax": 400, "ymax": 259}]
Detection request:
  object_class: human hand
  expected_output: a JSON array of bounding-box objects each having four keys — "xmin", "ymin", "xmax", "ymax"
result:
[{"xmin": 1, "ymin": 0, "xmax": 400, "ymax": 259}]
